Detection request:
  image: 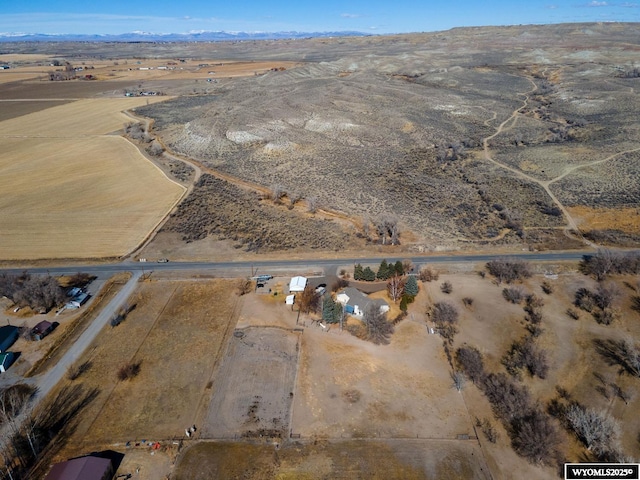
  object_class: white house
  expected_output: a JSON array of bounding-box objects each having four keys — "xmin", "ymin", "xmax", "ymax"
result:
[
  {"xmin": 336, "ymin": 287, "xmax": 389, "ymax": 319},
  {"xmin": 289, "ymin": 276, "xmax": 307, "ymax": 293}
]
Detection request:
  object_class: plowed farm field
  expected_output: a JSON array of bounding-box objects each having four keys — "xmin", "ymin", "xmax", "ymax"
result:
[{"xmin": 0, "ymin": 96, "xmax": 185, "ymax": 260}]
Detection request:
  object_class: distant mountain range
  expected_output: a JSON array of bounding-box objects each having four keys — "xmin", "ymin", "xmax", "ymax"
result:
[{"xmin": 0, "ymin": 31, "xmax": 371, "ymax": 43}]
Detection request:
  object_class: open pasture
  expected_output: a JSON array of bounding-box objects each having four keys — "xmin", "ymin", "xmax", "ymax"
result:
[{"xmin": 58, "ymin": 279, "xmax": 238, "ymax": 449}]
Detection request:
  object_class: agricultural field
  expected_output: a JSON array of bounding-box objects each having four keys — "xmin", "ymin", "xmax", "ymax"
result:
[{"xmin": 0, "ymin": 97, "xmax": 185, "ymax": 260}]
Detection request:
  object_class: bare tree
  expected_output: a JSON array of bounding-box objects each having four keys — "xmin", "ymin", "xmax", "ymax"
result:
[
  {"xmin": 297, "ymin": 286, "xmax": 321, "ymax": 314},
  {"xmin": 511, "ymin": 409, "xmax": 560, "ymax": 464},
  {"xmin": 387, "ymin": 275, "xmax": 405, "ymax": 303},
  {"xmin": 566, "ymin": 404, "xmax": 620, "ymax": 456},
  {"xmin": 456, "ymin": 346, "xmax": 485, "ymax": 384},
  {"xmin": 431, "ymin": 301, "xmax": 459, "ymax": 325},
  {"xmin": 419, "ymin": 266, "xmax": 439, "ymax": 282},
  {"xmin": 362, "ymin": 303, "xmax": 394, "ymax": 345},
  {"xmin": 486, "ymin": 258, "xmax": 532, "ymax": 284},
  {"xmin": 236, "ymin": 278, "xmax": 253, "ymax": 296},
  {"xmin": 376, "ymin": 216, "xmax": 400, "ymax": 245},
  {"xmin": 580, "ymin": 249, "xmax": 617, "ymax": 280}
]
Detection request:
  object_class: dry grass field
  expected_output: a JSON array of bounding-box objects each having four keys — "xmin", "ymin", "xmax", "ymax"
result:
[
  {"xmin": 0, "ymin": 96, "xmax": 185, "ymax": 260},
  {"xmin": 56, "ymin": 279, "xmax": 238, "ymax": 454}
]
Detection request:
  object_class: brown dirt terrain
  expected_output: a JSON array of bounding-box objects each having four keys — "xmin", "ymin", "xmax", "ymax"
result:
[
  {"xmin": 32, "ymin": 263, "xmax": 640, "ymax": 479},
  {"xmin": 126, "ymin": 23, "xmax": 640, "ymax": 254},
  {"xmin": 55, "ymin": 279, "xmax": 239, "ymax": 454}
]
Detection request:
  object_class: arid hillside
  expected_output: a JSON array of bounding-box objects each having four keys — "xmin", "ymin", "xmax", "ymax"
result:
[{"xmin": 134, "ymin": 23, "xmax": 640, "ymax": 253}]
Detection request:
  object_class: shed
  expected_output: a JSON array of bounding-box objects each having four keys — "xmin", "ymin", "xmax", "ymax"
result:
[
  {"xmin": 0, "ymin": 325, "xmax": 19, "ymax": 353},
  {"xmin": 44, "ymin": 456, "xmax": 113, "ymax": 480},
  {"xmin": 289, "ymin": 276, "xmax": 307, "ymax": 293},
  {"xmin": 32, "ymin": 320, "xmax": 55, "ymax": 341},
  {"xmin": 0, "ymin": 352, "xmax": 16, "ymax": 373},
  {"xmin": 285, "ymin": 294, "xmax": 295, "ymax": 305}
]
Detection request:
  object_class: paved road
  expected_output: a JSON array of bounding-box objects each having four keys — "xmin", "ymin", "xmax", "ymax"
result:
[
  {"xmin": 34, "ymin": 271, "xmax": 143, "ymax": 400},
  {"xmin": 0, "ymin": 250, "xmax": 602, "ymax": 278}
]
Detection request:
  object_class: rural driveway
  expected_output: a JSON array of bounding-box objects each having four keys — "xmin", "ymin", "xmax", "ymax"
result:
[{"xmin": 34, "ymin": 270, "xmax": 142, "ymax": 400}]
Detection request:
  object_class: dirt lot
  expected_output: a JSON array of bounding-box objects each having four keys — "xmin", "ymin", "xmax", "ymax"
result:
[{"xmin": 202, "ymin": 327, "xmax": 301, "ymax": 439}]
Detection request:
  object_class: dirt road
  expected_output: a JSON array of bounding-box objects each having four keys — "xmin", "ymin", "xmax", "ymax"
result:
[{"xmin": 34, "ymin": 271, "xmax": 142, "ymax": 399}]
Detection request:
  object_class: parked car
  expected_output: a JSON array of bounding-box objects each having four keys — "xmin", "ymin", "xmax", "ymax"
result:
[{"xmin": 157, "ymin": 258, "xmax": 169, "ymax": 263}]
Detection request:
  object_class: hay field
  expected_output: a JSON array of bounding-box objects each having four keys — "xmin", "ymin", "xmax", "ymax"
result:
[
  {"xmin": 0, "ymin": 136, "xmax": 184, "ymax": 259},
  {"xmin": 0, "ymin": 95, "xmax": 184, "ymax": 260},
  {"xmin": 0, "ymin": 97, "xmax": 168, "ymax": 136}
]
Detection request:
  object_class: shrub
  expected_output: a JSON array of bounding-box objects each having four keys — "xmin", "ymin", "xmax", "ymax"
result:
[
  {"xmin": 503, "ymin": 286, "xmax": 525, "ymax": 304},
  {"xmin": 117, "ymin": 361, "xmax": 141, "ymax": 381},
  {"xmin": 431, "ymin": 301, "xmax": 459, "ymax": 325},
  {"xmin": 462, "ymin": 297, "xmax": 474, "ymax": 308},
  {"xmin": 419, "ymin": 266, "xmax": 439, "ymax": 282},
  {"xmin": 541, "ymin": 280, "xmax": 554, "ymax": 295},
  {"xmin": 440, "ymin": 281, "xmax": 453, "ymax": 294},
  {"xmin": 566, "ymin": 308, "xmax": 580, "ymax": 320}
]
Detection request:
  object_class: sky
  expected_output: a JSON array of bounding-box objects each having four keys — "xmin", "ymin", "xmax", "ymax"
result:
[{"xmin": 0, "ymin": 0, "xmax": 638, "ymax": 35}]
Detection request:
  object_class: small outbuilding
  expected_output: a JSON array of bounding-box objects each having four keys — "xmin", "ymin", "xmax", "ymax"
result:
[
  {"xmin": 44, "ymin": 456, "xmax": 113, "ymax": 480},
  {"xmin": 0, "ymin": 325, "xmax": 19, "ymax": 353},
  {"xmin": 32, "ymin": 320, "xmax": 55, "ymax": 341},
  {"xmin": 285, "ymin": 294, "xmax": 295, "ymax": 305},
  {"xmin": 289, "ymin": 276, "xmax": 307, "ymax": 293},
  {"xmin": 0, "ymin": 352, "xmax": 16, "ymax": 373}
]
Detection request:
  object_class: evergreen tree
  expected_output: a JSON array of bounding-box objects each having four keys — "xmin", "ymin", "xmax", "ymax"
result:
[
  {"xmin": 323, "ymin": 297, "xmax": 340, "ymax": 323},
  {"xmin": 354, "ymin": 263, "xmax": 364, "ymax": 281},
  {"xmin": 404, "ymin": 275, "xmax": 419, "ymax": 298},
  {"xmin": 377, "ymin": 259, "xmax": 390, "ymax": 280},
  {"xmin": 400, "ymin": 295, "xmax": 408, "ymax": 312},
  {"xmin": 394, "ymin": 260, "xmax": 404, "ymax": 276},
  {"xmin": 363, "ymin": 266, "xmax": 376, "ymax": 282}
]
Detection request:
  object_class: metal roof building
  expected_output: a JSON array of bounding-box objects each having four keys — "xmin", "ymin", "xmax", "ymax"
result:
[
  {"xmin": 44, "ymin": 456, "xmax": 113, "ymax": 480},
  {"xmin": 0, "ymin": 325, "xmax": 18, "ymax": 353}
]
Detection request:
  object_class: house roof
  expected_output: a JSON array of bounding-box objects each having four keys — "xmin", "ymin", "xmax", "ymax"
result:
[
  {"xmin": 0, "ymin": 325, "xmax": 19, "ymax": 349},
  {"xmin": 44, "ymin": 456, "xmax": 112, "ymax": 480},
  {"xmin": 337, "ymin": 287, "xmax": 388, "ymax": 311},
  {"xmin": 33, "ymin": 321, "xmax": 53, "ymax": 334},
  {"xmin": 0, "ymin": 352, "xmax": 15, "ymax": 369},
  {"xmin": 289, "ymin": 276, "xmax": 307, "ymax": 292}
]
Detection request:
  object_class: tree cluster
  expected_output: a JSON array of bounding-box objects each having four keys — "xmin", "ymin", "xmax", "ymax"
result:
[
  {"xmin": 322, "ymin": 296, "xmax": 343, "ymax": 324},
  {"xmin": 502, "ymin": 336, "xmax": 549, "ymax": 379},
  {"xmin": 1, "ymin": 384, "xmax": 99, "ymax": 479},
  {"xmin": 353, "ymin": 259, "xmax": 404, "ymax": 282},
  {"xmin": 574, "ymin": 283, "xmax": 620, "ymax": 325},
  {"xmin": 456, "ymin": 348, "xmax": 560, "ymax": 464},
  {"xmin": 0, "ymin": 273, "xmax": 65, "ymax": 313},
  {"xmin": 486, "ymin": 258, "xmax": 532, "ymax": 284},
  {"xmin": 580, "ymin": 249, "xmax": 640, "ymax": 281}
]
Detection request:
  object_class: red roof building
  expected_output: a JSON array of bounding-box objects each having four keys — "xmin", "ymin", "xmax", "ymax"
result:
[{"xmin": 44, "ymin": 456, "xmax": 113, "ymax": 480}]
